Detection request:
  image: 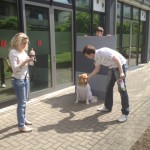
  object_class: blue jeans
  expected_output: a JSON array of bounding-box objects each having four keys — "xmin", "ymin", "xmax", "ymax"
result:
[
  {"xmin": 105, "ymin": 64, "xmax": 130, "ymax": 115},
  {"xmin": 12, "ymin": 78, "xmax": 29, "ymax": 128}
]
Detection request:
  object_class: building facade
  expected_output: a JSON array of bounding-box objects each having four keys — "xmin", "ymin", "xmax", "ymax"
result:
[{"xmin": 0, "ymin": 0, "xmax": 150, "ymax": 104}]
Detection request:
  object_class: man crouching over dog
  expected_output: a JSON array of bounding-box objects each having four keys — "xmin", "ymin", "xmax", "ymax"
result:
[
  {"xmin": 82, "ymin": 44, "xmax": 130, "ymax": 123},
  {"xmin": 75, "ymin": 73, "xmax": 97, "ymax": 105}
]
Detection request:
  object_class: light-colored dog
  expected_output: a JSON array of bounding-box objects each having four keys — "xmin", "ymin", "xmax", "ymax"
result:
[{"xmin": 75, "ymin": 73, "xmax": 97, "ymax": 105}]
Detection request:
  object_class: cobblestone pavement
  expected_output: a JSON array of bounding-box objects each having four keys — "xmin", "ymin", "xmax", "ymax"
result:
[{"xmin": 1, "ymin": 63, "xmax": 150, "ymax": 150}]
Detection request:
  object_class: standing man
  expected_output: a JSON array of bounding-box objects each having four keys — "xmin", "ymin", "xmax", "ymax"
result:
[{"xmin": 83, "ymin": 44, "xmax": 130, "ymax": 122}]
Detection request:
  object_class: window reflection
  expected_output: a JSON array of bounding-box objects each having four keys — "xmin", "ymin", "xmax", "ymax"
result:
[
  {"xmin": 76, "ymin": 0, "xmax": 90, "ymax": 9},
  {"xmin": 0, "ymin": 0, "xmax": 18, "ymax": 102},
  {"xmin": 53, "ymin": 0, "xmax": 72, "ymax": 4},
  {"xmin": 26, "ymin": 6, "xmax": 49, "ymax": 30},
  {"xmin": 26, "ymin": 5, "xmax": 51, "ymax": 91},
  {"xmin": 93, "ymin": 13, "xmax": 103, "ymax": 35},
  {"xmin": 55, "ymin": 10, "xmax": 72, "ymax": 85},
  {"xmin": 76, "ymin": 11, "xmax": 90, "ymax": 35},
  {"xmin": 117, "ymin": 2, "xmax": 121, "ymax": 17},
  {"xmin": 122, "ymin": 20, "xmax": 130, "ymax": 59},
  {"xmin": 133, "ymin": 8, "xmax": 139, "ymax": 20},
  {"xmin": 123, "ymin": 4, "xmax": 131, "ymax": 18},
  {"xmin": 116, "ymin": 18, "xmax": 121, "ymax": 51}
]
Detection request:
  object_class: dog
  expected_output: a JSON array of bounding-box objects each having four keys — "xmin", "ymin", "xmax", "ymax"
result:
[{"xmin": 75, "ymin": 73, "xmax": 97, "ymax": 105}]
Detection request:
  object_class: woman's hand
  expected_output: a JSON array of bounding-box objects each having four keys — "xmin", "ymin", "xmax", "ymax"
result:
[{"xmin": 29, "ymin": 48, "xmax": 35, "ymax": 58}]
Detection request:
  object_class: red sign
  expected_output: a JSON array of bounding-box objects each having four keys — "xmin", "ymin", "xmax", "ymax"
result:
[
  {"xmin": 0, "ymin": 40, "xmax": 7, "ymax": 47},
  {"xmin": 37, "ymin": 40, "xmax": 42, "ymax": 46}
]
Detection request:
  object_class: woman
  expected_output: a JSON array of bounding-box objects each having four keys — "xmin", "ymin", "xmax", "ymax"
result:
[{"xmin": 9, "ymin": 33, "xmax": 35, "ymax": 132}]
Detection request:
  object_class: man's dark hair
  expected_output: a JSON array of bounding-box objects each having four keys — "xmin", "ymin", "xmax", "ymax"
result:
[{"xmin": 83, "ymin": 44, "xmax": 96, "ymax": 55}]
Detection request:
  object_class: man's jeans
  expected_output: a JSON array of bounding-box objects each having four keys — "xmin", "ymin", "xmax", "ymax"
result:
[
  {"xmin": 12, "ymin": 78, "xmax": 29, "ymax": 128},
  {"xmin": 105, "ymin": 64, "xmax": 130, "ymax": 115}
]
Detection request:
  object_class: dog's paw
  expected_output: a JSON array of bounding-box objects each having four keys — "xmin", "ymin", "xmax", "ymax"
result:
[{"xmin": 91, "ymin": 97, "xmax": 98, "ymax": 103}]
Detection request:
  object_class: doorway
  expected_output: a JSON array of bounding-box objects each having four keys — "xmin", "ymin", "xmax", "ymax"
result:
[{"xmin": 25, "ymin": 3, "xmax": 73, "ymax": 93}]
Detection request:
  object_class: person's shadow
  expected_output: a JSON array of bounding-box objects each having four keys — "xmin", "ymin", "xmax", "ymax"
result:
[
  {"xmin": 0, "ymin": 124, "xmax": 20, "ymax": 140},
  {"xmin": 38, "ymin": 111, "xmax": 119, "ymax": 133}
]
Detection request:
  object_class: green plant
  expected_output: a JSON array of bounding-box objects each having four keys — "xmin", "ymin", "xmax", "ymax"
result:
[{"xmin": 0, "ymin": 16, "xmax": 18, "ymax": 29}]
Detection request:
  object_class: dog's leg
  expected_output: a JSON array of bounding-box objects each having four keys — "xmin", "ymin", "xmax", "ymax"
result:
[
  {"xmin": 86, "ymin": 98, "xmax": 89, "ymax": 105},
  {"xmin": 75, "ymin": 88, "xmax": 79, "ymax": 104}
]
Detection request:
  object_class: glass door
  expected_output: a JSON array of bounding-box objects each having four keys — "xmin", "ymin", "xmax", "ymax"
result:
[
  {"xmin": 25, "ymin": 5, "xmax": 52, "ymax": 92},
  {"xmin": 122, "ymin": 20, "xmax": 139, "ymax": 66},
  {"xmin": 130, "ymin": 21, "xmax": 139, "ymax": 66},
  {"xmin": 122, "ymin": 20, "xmax": 130, "ymax": 63},
  {"xmin": 54, "ymin": 9, "xmax": 73, "ymax": 86}
]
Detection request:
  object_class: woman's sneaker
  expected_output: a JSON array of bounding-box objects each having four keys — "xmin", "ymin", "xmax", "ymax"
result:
[
  {"xmin": 118, "ymin": 114, "xmax": 128, "ymax": 122},
  {"xmin": 97, "ymin": 106, "xmax": 111, "ymax": 112},
  {"xmin": 18, "ymin": 126, "xmax": 32, "ymax": 132}
]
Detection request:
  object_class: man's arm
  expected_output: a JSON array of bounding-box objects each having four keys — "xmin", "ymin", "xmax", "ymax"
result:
[
  {"xmin": 112, "ymin": 56, "xmax": 124, "ymax": 79},
  {"xmin": 88, "ymin": 64, "xmax": 101, "ymax": 79}
]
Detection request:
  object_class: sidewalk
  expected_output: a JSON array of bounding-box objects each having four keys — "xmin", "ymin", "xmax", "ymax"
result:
[{"xmin": 1, "ymin": 63, "xmax": 150, "ymax": 150}]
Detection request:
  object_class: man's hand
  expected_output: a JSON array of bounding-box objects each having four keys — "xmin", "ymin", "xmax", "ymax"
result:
[{"xmin": 120, "ymin": 72, "xmax": 125, "ymax": 79}]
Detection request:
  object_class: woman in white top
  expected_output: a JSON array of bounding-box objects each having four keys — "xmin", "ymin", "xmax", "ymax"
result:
[{"xmin": 9, "ymin": 33, "xmax": 35, "ymax": 132}]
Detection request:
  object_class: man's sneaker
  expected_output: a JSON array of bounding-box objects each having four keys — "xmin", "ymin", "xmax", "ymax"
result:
[
  {"xmin": 118, "ymin": 114, "xmax": 128, "ymax": 122},
  {"xmin": 1, "ymin": 84, "xmax": 6, "ymax": 88},
  {"xmin": 97, "ymin": 106, "xmax": 110, "ymax": 112}
]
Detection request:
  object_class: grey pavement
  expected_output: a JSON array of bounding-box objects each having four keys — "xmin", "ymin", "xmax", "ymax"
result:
[{"xmin": 1, "ymin": 63, "xmax": 150, "ymax": 150}]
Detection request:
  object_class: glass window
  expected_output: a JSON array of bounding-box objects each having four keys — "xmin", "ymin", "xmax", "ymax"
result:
[
  {"xmin": 53, "ymin": 0, "xmax": 72, "ymax": 4},
  {"xmin": 76, "ymin": 0, "xmax": 90, "ymax": 9},
  {"xmin": 133, "ymin": 8, "xmax": 139, "ymax": 20},
  {"xmin": 93, "ymin": 13, "xmax": 104, "ymax": 35},
  {"xmin": 26, "ymin": 6, "xmax": 49, "ymax": 30},
  {"xmin": 0, "ymin": 0, "xmax": 18, "ymax": 102},
  {"xmin": 116, "ymin": 18, "xmax": 121, "ymax": 51},
  {"xmin": 123, "ymin": 4, "xmax": 131, "ymax": 18},
  {"xmin": 117, "ymin": 2, "xmax": 121, "ymax": 17},
  {"xmin": 54, "ymin": 10, "xmax": 73, "ymax": 85},
  {"xmin": 26, "ymin": 5, "xmax": 51, "ymax": 91},
  {"xmin": 122, "ymin": 20, "xmax": 131, "ymax": 59},
  {"xmin": 26, "ymin": 0, "xmax": 50, "ymax": 4},
  {"xmin": 76, "ymin": 11, "xmax": 90, "ymax": 35},
  {"xmin": 93, "ymin": 0, "xmax": 105, "ymax": 12}
]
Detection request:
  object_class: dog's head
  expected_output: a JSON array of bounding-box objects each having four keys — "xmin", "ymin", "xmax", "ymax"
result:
[{"xmin": 78, "ymin": 73, "xmax": 88, "ymax": 86}]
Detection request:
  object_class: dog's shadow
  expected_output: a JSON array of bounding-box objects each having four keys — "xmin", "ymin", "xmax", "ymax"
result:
[
  {"xmin": 43, "ymin": 92, "xmax": 102, "ymax": 113},
  {"xmin": 38, "ymin": 111, "xmax": 119, "ymax": 133}
]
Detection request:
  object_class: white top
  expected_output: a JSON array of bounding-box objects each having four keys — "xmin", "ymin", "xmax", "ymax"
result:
[
  {"xmin": 76, "ymin": 83, "xmax": 93, "ymax": 100},
  {"xmin": 94, "ymin": 47, "xmax": 127, "ymax": 68},
  {"xmin": 9, "ymin": 49, "xmax": 29, "ymax": 79}
]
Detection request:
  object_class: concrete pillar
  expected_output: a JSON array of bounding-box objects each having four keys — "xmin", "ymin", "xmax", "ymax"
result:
[{"xmin": 105, "ymin": 0, "xmax": 117, "ymax": 35}]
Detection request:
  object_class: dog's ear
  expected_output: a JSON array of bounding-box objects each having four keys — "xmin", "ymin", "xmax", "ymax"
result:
[
  {"xmin": 78, "ymin": 75, "xmax": 81, "ymax": 79},
  {"xmin": 82, "ymin": 73, "xmax": 88, "ymax": 79}
]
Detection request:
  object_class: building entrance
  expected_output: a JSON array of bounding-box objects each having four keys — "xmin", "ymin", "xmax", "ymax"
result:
[{"xmin": 25, "ymin": 3, "xmax": 74, "ymax": 94}]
